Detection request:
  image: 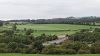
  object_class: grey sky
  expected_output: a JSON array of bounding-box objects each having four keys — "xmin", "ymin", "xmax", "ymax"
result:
[{"xmin": 0, "ymin": 0, "xmax": 100, "ymax": 20}]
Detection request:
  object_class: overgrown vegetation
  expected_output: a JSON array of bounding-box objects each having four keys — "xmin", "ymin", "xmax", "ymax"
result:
[{"xmin": 0, "ymin": 17, "xmax": 100, "ymax": 54}]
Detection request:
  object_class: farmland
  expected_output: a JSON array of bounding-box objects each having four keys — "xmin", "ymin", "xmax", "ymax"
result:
[{"xmin": 2, "ymin": 24, "xmax": 100, "ymax": 36}]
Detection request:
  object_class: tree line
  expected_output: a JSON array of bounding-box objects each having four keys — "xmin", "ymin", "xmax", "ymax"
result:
[{"xmin": 3, "ymin": 16, "xmax": 100, "ymax": 25}]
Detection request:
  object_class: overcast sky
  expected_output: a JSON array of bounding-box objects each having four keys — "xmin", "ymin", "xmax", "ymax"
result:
[{"xmin": 0, "ymin": 0, "xmax": 100, "ymax": 20}]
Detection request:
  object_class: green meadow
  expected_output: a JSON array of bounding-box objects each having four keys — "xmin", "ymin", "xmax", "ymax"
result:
[{"xmin": 2, "ymin": 24, "xmax": 100, "ymax": 36}]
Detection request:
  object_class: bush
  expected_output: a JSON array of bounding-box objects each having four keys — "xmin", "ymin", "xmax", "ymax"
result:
[
  {"xmin": 8, "ymin": 42, "xmax": 18, "ymax": 49},
  {"xmin": 0, "ymin": 48, "xmax": 8, "ymax": 53},
  {"xmin": 14, "ymin": 48, "xmax": 23, "ymax": 53},
  {"xmin": 0, "ymin": 43, "xmax": 8, "ymax": 53},
  {"xmin": 78, "ymin": 49, "xmax": 90, "ymax": 54},
  {"xmin": 42, "ymin": 48, "xmax": 66, "ymax": 54},
  {"xmin": 54, "ymin": 49, "xmax": 67, "ymax": 54},
  {"xmin": 25, "ymin": 29, "xmax": 33, "ymax": 35},
  {"xmin": 23, "ymin": 48, "xmax": 38, "ymax": 54},
  {"xmin": 90, "ymin": 43, "xmax": 100, "ymax": 54},
  {"xmin": 0, "ymin": 43, "xmax": 7, "ymax": 48},
  {"xmin": 65, "ymin": 49, "xmax": 76, "ymax": 54}
]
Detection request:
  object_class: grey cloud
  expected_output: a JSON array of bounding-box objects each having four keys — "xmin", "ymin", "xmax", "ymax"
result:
[{"xmin": 0, "ymin": 0, "xmax": 100, "ymax": 20}]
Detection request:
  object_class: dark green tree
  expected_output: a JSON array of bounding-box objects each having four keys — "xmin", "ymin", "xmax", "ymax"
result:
[
  {"xmin": 25, "ymin": 29, "xmax": 33, "ymax": 35},
  {"xmin": 12, "ymin": 23, "xmax": 17, "ymax": 31}
]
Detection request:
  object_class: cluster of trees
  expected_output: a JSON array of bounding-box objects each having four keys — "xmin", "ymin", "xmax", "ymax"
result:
[
  {"xmin": 70, "ymin": 28, "xmax": 100, "ymax": 43},
  {"xmin": 5, "ymin": 16, "xmax": 100, "ymax": 26},
  {"xmin": 0, "ymin": 27, "xmax": 58, "ymax": 54},
  {"xmin": 0, "ymin": 21, "xmax": 3, "ymax": 26},
  {"xmin": 42, "ymin": 41, "xmax": 89, "ymax": 54},
  {"xmin": 32, "ymin": 16, "xmax": 98, "ymax": 26},
  {"xmin": 0, "ymin": 24, "xmax": 100, "ymax": 54},
  {"xmin": 42, "ymin": 28, "xmax": 100, "ymax": 54}
]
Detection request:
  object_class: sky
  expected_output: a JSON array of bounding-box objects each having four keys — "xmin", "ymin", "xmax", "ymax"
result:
[{"xmin": 0, "ymin": 0, "xmax": 100, "ymax": 20}]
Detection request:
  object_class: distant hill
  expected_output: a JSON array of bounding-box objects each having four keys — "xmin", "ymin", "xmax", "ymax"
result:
[{"xmin": 2, "ymin": 16, "xmax": 100, "ymax": 25}]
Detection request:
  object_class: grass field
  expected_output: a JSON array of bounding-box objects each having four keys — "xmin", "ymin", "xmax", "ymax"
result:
[
  {"xmin": 2, "ymin": 24, "xmax": 100, "ymax": 36},
  {"xmin": 0, "ymin": 53, "xmax": 100, "ymax": 56},
  {"xmin": 16, "ymin": 24, "xmax": 100, "ymax": 30}
]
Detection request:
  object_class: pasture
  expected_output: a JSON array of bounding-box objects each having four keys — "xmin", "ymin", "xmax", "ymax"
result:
[
  {"xmin": 0, "ymin": 53, "xmax": 100, "ymax": 56},
  {"xmin": 2, "ymin": 24, "xmax": 100, "ymax": 36}
]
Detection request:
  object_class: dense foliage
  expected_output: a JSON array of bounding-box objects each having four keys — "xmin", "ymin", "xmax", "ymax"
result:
[{"xmin": 0, "ymin": 26, "xmax": 99, "ymax": 54}]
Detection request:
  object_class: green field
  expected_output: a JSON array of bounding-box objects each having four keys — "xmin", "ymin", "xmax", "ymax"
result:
[
  {"xmin": 0, "ymin": 53, "xmax": 100, "ymax": 56},
  {"xmin": 2, "ymin": 24, "xmax": 100, "ymax": 36},
  {"xmin": 16, "ymin": 24, "xmax": 100, "ymax": 30}
]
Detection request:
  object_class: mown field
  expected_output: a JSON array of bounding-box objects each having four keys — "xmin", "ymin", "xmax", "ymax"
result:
[
  {"xmin": 2, "ymin": 24, "xmax": 100, "ymax": 36},
  {"xmin": 0, "ymin": 53, "xmax": 100, "ymax": 56}
]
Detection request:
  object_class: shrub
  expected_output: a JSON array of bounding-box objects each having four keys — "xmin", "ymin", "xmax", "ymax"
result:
[
  {"xmin": 23, "ymin": 48, "xmax": 38, "ymax": 54},
  {"xmin": 0, "ymin": 43, "xmax": 7, "ymax": 48},
  {"xmin": 42, "ymin": 48, "xmax": 66, "ymax": 54},
  {"xmin": 65, "ymin": 49, "xmax": 76, "ymax": 54},
  {"xmin": 14, "ymin": 48, "xmax": 23, "ymax": 53},
  {"xmin": 78, "ymin": 49, "xmax": 90, "ymax": 54},
  {"xmin": 0, "ymin": 43, "xmax": 8, "ymax": 53},
  {"xmin": 90, "ymin": 43, "xmax": 100, "ymax": 54},
  {"xmin": 0, "ymin": 48, "xmax": 8, "ymax": 53},
  {"xmin": 7, "ymin": 42, "xmax": 18, "ymax": 49},
  {"xmin": 25, "ymin": 29, "xmax": 33, "ymax": 35}
]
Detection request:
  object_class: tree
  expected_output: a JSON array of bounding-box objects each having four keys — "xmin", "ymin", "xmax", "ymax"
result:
[
  {"xmin": 24, "ymin": 28, "xmax": 26, "ymax": 31},
  {"xmin": 8, "ymin": 42, "xmax": 18, "ymax": 50},
  {"xmin": 25, "ymin": 29, "xmax": 33, "ymax": 35},
  {"xmin": 12, "ymin": 23, "xmax": 17, "ymax": 31},
  {"xmin": 32, "ymin": 41, "xmax": 44, "ymax": 53},
  {"xmin": 93, "ymin": 22, "xmax": 95, "ymax": 26},
  {"xmin": 4, "ymin": 30, "xmax": 14, "ymax": 36},
  {"xmin": 61, "ymin": 41, "xmax": 88, "ymax": 52},
  {"xmin": 0, "ymin": 22, "xmax": 3, "ymax": 26}
]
